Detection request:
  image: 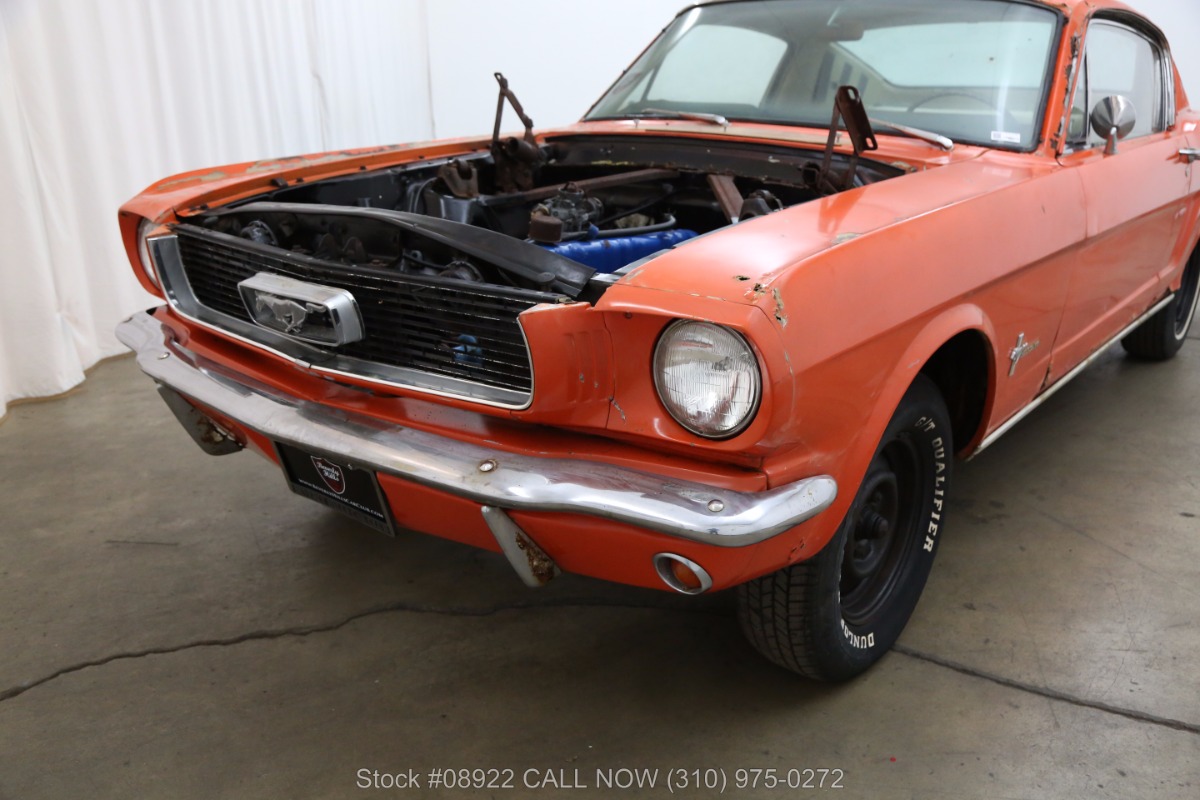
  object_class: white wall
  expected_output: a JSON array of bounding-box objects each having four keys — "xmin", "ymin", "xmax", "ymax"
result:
[
  {"xmin": 1, "ymin": 0, "xmax": 1198, "ymax": 419},
  {"xmin": 1134, "ymin": 0, "xmax": 1200, "ymax": 94},
  {"xmin": 0, "ymin": 0, "xmax": 437, "ymax": 419},
  {"xmin": 0, "ymin": 0, "xmax": 682, "ymax": 420},
  {"xmin": 427, "ymin": 0, "xmax": 683, "ymax": 139}
]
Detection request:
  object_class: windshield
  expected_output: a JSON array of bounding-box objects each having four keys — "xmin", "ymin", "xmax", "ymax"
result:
[{"xmin": 586, "ymin": 0, "xmax": 1061, "ymax": 150}]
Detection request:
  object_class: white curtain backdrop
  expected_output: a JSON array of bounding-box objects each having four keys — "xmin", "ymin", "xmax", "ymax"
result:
[
  {"xmin": 0, "ymin": 0, "xmax": 682, "ymax": 420},
  {"xmin": 0, "ymin": 0, "xmax": 437, "ymax": 420},
  {"xmin": 0, "ymin": 0, "xmax": 1195, "ymax": 420}
]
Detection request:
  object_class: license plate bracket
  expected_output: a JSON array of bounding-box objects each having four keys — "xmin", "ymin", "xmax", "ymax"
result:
[{"xmin": 275, "ymin": 442, "xmax": 396, "ymax": 536}]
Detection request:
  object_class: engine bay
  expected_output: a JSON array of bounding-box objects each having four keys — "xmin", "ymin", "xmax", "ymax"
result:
[{"xmin": 186, "ymin": 82, "xmax": 904, "ymax": 302}]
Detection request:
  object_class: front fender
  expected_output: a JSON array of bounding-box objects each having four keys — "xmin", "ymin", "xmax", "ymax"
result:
[
  {"xmin": 739, "ymin": 303, "xmax": 997, "ymax": 582},
  {"xmin": 865, "ymin": 304, "xmax": 998, "ymax": 458}
]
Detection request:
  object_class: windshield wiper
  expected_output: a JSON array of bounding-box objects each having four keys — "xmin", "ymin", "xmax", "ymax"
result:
[
  {"xmin": 868, "ymin": 119, "xmax": 954, "ymax": 152},
  {"xmin": 633, "ymin": 108, "xmax": 730, "ymax": 127}
]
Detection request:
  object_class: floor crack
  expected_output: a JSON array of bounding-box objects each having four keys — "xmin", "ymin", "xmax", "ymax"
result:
[
  {"xmin": 892, "ymin": 643, "xmax": 1200, "ymax": 736},
  {"xmin": 0, "ymin": 596, "xmax": 709, "ymax": 704},
  {"xmin": 9, "ymin": 601, "xmax": 1196, "ymax": 739}
]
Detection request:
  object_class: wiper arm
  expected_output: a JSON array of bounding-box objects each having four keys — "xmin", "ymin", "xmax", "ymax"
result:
[
  {"xmin": 635, "ymin": 108, "xmax": 730, "ymax": 127},
  {"xmin": 868, "ymin": 119, "xmax": 954, "ymax": 151}
]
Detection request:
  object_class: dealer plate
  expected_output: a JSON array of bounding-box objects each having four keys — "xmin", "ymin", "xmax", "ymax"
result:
[{"xmin": 275, "ymin": 442, "xmax": 395, "ymax": 536}]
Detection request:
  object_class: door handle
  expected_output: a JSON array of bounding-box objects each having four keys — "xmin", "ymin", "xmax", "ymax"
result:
[{"xmin": 1179, "ymin": 148, "xmax": 1200, "ymax": 163}]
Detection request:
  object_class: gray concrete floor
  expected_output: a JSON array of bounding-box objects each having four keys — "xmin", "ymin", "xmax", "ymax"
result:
[{"xmin": 1, "ymin": 335, "xmax": 1198, "ymax": 800}]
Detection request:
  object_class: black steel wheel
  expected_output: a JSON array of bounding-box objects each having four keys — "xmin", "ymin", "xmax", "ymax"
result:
[
  {"xmin": 1122, "ymin": 250, "xmax": 1200, "ymax": 360},
  {"xmin": 737, "ymin": 375, "xmax": 952, "ymax": 681}
]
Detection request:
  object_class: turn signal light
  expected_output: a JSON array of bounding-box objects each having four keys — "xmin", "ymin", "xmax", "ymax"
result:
[{"xmin": 653, "ymin": 553, "xmax": 713, "ymax": 595}]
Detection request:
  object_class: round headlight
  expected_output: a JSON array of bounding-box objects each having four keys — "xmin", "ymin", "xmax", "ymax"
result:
[
  {"xmin": 136, "ymin": 218, "xmax": 163, "ymax": 288},
  {"xmin": 653, "ymin": 320, "xmax": 762, "ymax": 438}
]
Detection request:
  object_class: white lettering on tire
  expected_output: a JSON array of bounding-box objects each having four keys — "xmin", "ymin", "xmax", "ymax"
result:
[
  {"xmin": 841, "ymin": 618, "xmax": 876, "ymax": 650},
  {"xmin": 924, "ymin": 436, "xmax": 947, "ymax": 553}
]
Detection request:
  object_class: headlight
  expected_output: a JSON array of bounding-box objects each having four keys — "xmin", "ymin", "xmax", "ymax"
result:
[
  {"xmin": 653, "ymin": 320, "xmax": 762, "ymax": 438},
  {"xmin": 136, "ymin": 218, "xmax": 161, "ymax": 288}
]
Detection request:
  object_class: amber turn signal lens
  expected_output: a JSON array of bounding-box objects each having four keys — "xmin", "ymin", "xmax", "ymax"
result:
[{"xmin": 671, "ymin": 559, "xmax": 703, "ymax": 590}]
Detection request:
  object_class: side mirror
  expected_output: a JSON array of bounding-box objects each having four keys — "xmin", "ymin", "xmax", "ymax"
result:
[{"xmin": 1090, "ymin": 95, "xmax": 1137, "ymax": 155}]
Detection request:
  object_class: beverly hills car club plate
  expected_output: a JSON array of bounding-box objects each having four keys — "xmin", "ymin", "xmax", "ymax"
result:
[{"xmin": 275, "ymin": 442, "xmax": 396, "ymax": 535}]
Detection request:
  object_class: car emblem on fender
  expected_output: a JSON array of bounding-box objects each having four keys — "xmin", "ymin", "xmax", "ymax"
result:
[
  {"xmin": 1009, "ymin": 332, "xmax": 1041, "ymax": 376},
  {"xmin": 310, "ymin": 457, "xmax": 347, "ymax": 494},
  {"xmin": 238, "ymin": 272, "xmax": 365, "ymax": 346}
]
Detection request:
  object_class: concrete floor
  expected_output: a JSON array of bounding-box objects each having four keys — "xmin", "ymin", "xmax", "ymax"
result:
[{"xmin": 1, "ymin": 334, "xmax": 1198, "ymax": 799}]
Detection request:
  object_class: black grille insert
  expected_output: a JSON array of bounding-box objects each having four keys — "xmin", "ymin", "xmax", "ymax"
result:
[{"xmin": 172, "ymin": 225, "xmax": 559, "ymax": 398}]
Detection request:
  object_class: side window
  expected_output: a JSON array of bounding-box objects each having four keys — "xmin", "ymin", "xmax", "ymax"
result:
[{"xmin": 1074, "ymin": 21, "xmax": 1165, "ymax": 149}]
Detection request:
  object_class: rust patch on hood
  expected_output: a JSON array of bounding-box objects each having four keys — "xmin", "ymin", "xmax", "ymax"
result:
[{"xmin": 152, "ymin": 171, "xmax": 228, "ymax": 190}]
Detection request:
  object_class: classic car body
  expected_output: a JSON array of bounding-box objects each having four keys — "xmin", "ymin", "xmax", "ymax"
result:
[{"xmin": 117, "ymin": 0, "xmax": 1200, "ymax": 679}]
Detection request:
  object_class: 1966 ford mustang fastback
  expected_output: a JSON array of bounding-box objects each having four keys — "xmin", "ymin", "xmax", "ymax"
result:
[{"xmin": 116, "ymin": 0, "xmax": 1200, "ymax": 680}]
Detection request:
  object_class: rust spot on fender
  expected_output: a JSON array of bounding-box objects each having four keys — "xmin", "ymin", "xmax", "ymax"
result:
[
  {"xmin": 610, "ymin": 397, "xmax": 627, "ymax": 422},
  {"xmin": 772, "ymin": 288, "xmax": 788, "ymax": 328}
]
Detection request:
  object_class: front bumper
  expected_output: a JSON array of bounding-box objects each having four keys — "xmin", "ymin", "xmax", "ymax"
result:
[{"xmin": 117, "ymin": 310, "xmax": 836, "ymax": 550}]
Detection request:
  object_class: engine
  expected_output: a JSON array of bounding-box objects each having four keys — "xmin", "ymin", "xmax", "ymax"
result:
[{"xmin": 189, "ymin": 134, "xmax": 901, "ymax": 301}]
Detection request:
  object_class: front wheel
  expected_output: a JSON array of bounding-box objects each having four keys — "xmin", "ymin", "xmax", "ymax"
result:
[
  {"xmin": 1121, "ymin": 252, "xmax": 1200, "ymax": 361},
  {"xmin": 737, "ymin": 375, "xmax": 952, "ymax": 681}
]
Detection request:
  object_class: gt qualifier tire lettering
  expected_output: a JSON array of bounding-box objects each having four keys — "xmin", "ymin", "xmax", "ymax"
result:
[
  {"xmin": 925, "ymin": 437, "xmax": 947, "ymax": 553},
  {"xmin": 737, "ymin": 375, "xmax": 953, "ymax": 681}
]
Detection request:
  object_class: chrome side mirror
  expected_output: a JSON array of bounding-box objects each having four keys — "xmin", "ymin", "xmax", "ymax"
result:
[{"xmin": 1090, "ymin": 95, "xmax": 1137, "ymax": 155}]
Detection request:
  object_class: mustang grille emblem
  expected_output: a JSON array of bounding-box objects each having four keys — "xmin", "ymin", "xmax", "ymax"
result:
[
  {"xmin": 255, "ymin": 295, "xmax": 322, "ymax": 335},
  {"xmin": 237, "ymin": 272, "xmax": 364, "ymax": 346}
]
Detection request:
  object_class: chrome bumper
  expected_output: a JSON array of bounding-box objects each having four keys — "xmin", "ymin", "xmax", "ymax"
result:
[{"xmin": 116, "ymin": 310, "xmax": 837, "ymax": 548}]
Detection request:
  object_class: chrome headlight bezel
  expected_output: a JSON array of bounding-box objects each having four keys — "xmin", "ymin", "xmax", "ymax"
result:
[
  {"xmin": 652, "ymin": 319, "xmax": 763, "ymax": 439},
  {"xmin": 136, "ymin": 218, "xmax": 162, "ymax": 288}
]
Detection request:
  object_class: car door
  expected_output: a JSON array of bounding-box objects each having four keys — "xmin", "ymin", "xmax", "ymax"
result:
[{"xmin": 1049, "ymin": 17, "xmax": 1191, "ymax": 382}]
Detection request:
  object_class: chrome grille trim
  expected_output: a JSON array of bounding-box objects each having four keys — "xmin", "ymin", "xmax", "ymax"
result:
[{"xmin": 149, "ymin": 230, "xmax": 555, "ymax": 409}]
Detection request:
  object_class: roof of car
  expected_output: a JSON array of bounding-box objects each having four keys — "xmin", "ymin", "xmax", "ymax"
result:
[{"xmin": 691, "ymin": 0, "xmax": 1131, "ymax": 13}]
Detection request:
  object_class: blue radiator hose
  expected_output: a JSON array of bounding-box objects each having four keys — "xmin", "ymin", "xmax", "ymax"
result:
[{"xmin": 539, "ymin": 229, "xmax": 698, "ymax": 273}]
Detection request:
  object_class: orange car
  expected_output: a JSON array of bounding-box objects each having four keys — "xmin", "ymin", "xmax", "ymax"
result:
[{"xmin": 117, "ymin": 0, "xmax": 1200, "ymax": 680}]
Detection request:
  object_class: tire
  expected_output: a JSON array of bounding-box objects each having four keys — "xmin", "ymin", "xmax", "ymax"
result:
[
  {"xmin": 737, "ymin": 375, "xmax": 952, "ymax": 681},
  {"xmin": 1121, "ymin": 252, "xmax": 1200, "ymax": 361}
]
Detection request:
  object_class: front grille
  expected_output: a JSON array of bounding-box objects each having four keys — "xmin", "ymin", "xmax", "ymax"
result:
[{"xmin": 172, "ymin": 225, "xmax": 554, "ymax": 399}]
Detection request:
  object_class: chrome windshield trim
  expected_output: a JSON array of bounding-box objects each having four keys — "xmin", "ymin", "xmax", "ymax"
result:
[
  {"xmin": 117, "ymin": 310, "xmax": 837, "ymax": 547},
  {"xmin": 868, "ymin": 119, "xmax": 954, "ymax": 152},
  {"xmin": 148, "ymin": 234, "xmax": 534, "ymax": 410},
  {"xmin": 637, "ymin": 109, "xmax": 730, "ymax": 127}
]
